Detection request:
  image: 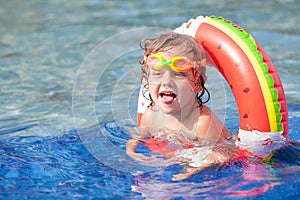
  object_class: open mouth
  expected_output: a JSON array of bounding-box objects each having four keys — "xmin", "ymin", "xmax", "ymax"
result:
[{"xmin": 159, "ymin": 91, "xmax": 177, "ymax": 104}]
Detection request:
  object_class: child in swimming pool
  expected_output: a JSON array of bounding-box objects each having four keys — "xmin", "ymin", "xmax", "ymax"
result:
[{"xmin": 126, "ymin": 32, "xmax": 233, "ymax": 180}]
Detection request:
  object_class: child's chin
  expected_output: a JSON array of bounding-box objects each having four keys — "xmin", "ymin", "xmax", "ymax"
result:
[{"xmin": 159, "ymin": 105, "xmax": 177, "ymax": 115}]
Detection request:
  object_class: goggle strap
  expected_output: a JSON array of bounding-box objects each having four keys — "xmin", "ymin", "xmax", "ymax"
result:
[{"xmin": 200, "ymin": 58, "xmax": 206, "ymax": 67}]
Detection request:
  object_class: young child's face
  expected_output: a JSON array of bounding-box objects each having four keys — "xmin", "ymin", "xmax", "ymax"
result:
[{"xmin": 146, "ymin": 51, "xmax": 199, "ymax": 115}]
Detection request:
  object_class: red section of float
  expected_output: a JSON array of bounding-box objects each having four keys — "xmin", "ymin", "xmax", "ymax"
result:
[{"xmin": 196, "ymin": 23, "xmax": 271, "ymax": 132}]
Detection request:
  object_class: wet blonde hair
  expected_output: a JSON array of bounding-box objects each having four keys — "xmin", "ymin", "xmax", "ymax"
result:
[{"xmin": 140, "ymin": 31, "xmax": 209, "ymax": 108}]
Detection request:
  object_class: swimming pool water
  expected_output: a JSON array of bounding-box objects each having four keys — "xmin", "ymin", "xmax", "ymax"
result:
[
  {"xmin": 1, "ymin": 0, "xmax": 300, "ymax": 199},
  {"xmin": 1, "ymin": 121, "xmax": 300, "ymax": 199}
]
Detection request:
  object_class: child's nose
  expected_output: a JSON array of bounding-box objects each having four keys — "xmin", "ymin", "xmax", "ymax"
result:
[{"xmin": 161, "ymin": 70, "xmax": 174, "ymax": 86}]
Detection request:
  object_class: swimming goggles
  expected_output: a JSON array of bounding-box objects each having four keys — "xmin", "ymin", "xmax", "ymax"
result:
[{"xmin": 145, "ymin": 53, "xmax": 197, "ymax": 73}]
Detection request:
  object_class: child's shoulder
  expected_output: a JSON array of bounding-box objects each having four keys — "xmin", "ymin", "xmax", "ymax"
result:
[
  {"xmin": 198, "ymin": 105, "xmax": 213, "ymax": 120},
  {"xmin": 196, "ymin": 105, "xmax": 228, "ymax": 142}
]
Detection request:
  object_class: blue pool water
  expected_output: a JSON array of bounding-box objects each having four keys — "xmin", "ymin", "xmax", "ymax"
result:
[{"xmin": 1, "ymin": 0, "xmax": 300, "ymax": 199}]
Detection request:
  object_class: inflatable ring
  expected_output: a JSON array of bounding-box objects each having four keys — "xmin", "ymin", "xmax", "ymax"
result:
[{"xmin": 137, "ymin": 16, "xmax": 288, "ymax": 154}]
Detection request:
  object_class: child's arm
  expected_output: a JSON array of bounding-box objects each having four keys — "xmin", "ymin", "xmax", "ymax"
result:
[
  {"xmin": 126, "ymin": 109, "xmax": 155, "ymax": 161},
  {"xmin": 125, "ymin": 139, "xmax": 152, "ymax": 161},
  {"xmin": 172, "ymin": 149, "xmax": 226, "ymax": 181},
  {"xmin": 172, "ymin": 142, "xmax": 238, "ymax": 181}
]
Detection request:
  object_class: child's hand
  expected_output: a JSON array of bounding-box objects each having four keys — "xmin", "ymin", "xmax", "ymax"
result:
[
  {"xmin": 127, "ymin": 152, "xmax": 155, "ymax": 162},
  {"xmin": 128, "ymin": 151, "xmax": 175, "ymax": 167},
  {"xmin": 172, "ymin": 164, "xmax": 209, "ymax": 181}
]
